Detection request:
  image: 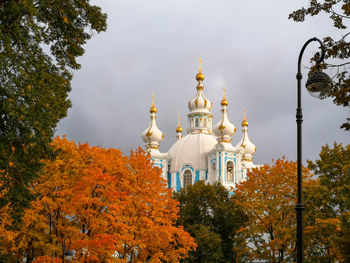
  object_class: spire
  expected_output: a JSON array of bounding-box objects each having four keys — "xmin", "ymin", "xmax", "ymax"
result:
[
  {"xmin": 189, "ymin": 58, "xmax": 212, "ymax": 113},
  {"xmin": 141, "ymin": 95, "xmax": 164, "ymax": 150},
  {"xmin": 235, "ymin": 109, "xmax": 256, "ymax": 164},
  {"xmin": 221, "ymin": 87, "xmax": 228, "ymax": 106},
  {"xmin": 213, "ymin": 89, "xmax": 236, "ymax": 143},
  {"xmin": 198, "ymin": 56, "xmax": 202, "ymax": 73},
  {"xmin": 150, "ymin": 94, "xmax": 157, "ymax": 113},
  {"xmin": 242, "ymin": 107, "xmax": 248, "ymax": 127},
  {"xmin": 196, "ymin": 56, "xmax": 205, "ymax": 82},
  {"xmin": 176, "ymin": 114, "xmax": 182, "ymax": 139},
  {"xmin": 187, "ymin": 59, "xmax": 213, "ymax": 135}
]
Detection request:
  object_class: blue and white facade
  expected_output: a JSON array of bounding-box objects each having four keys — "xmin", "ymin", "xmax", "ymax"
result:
[{"xmin": 141, "ymin": 66, "xmax": 257, "ymax": 191}]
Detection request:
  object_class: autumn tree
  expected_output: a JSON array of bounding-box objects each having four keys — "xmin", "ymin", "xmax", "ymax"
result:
[
  {"xmin": 173, "ymin": 181, "xmax": 247, "ymax": 263},
  {"xmin": 234, "ymin": 158, "xmax": 314, "ymax": 263},
  {"xmin": 0, "ymin": 137, "xmax": 196, "ymax": 262},
  {"xmin": 304, "ymin": 142, "xmax": 350, "ymax": 262},
  {"xmin": 0, "ymin": 0, "xmax": 107, "ymax": 223},
  {"xmin": 289, "ymin": 0, "xmax": 350, "ymax": 130}
]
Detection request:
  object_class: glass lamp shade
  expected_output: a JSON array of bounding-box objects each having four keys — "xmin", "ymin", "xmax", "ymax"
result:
[{"xmin": 305, "ymin": 70, "xmax": 332, "ymax": 99}]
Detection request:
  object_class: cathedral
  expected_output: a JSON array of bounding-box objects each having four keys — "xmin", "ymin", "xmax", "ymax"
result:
[{"xmin": 141, "ymin": 60, "xmax": 257, "ymax": 192}]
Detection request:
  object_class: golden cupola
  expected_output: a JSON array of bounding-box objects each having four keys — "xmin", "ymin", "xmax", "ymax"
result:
[
  {"xmin": 141, "ymin": 95, "xmax": 164, "ymax": 150},
  {"xmin": 235, "ymin": 109, "xmax": 256, "ymax": 167},
  {"xmin": 188, "ymin": 57, "xmax": 213, "ymax": 114},
  {"xmin": 213, "ymin": 88, "xmax": 236, "ymax": 143},
  {"xmin": 176, "ymin": 114, "xmax": 182, "ymax": 140},
  {"xmin": 187, "ymin": 58, "xmax": 214, "ymax": 135}
]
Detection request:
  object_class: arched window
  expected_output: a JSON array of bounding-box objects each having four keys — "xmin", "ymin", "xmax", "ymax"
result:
[
  {"xmin": 203, "ymin": 117, "xmax": 207, "ymax": 128},
  {"xmin": 183, "ymin": 170, "xmax": 192, "ymax": 188},
  {"xmin": 211, "ymin": 162, "xmax": 216, "ymax": 183},
  {"xmin": 195, "ymin": 118, "xmax": 199, "ymax": 127},
  {"xmin": 227, "ymin": 161, "xmax": 234, "ymax": 182}
]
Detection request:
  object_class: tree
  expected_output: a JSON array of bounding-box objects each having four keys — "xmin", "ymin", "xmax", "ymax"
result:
[
  {"xmin": 234, "ymin": 158, "xmax": 313, "ymax": 263},
  {"xmin": 289, "ymin": 0, "xmax": 350, "ymax": 131},
  {"xmin": 0, "ymin": 137, "xmax": 196, "ymax": 262},
  {"xmin": 305, "ymin": 142, "xmax": 350, "ymax": 261},
  {"xmin": 0, "ymin": 0, "xmax": 107, "ymax": 222},
  {"xmin": 173, "ymin": 181, "xmax": 247, "ymax": 263},
  {"xmin": 303, "ymin": 178, "xmax": 343, "ymax": 262}
]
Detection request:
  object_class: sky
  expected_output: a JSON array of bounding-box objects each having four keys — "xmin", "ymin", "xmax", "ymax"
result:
[{"xmin": 56, "ymin": 0, "xmax": 349, "ymax": 165}]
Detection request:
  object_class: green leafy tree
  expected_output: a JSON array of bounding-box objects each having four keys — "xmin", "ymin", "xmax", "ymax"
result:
[
  {"xmin": 0, "ymin": 0, "xmax": 107, "ymax": 224},
  {"xmin": 173, "ymin": 181, "xmax": 247, "ymax": 263},
  {"xmin": 289, "ymin": 0, "xmax": 350, "ymax": 131},
  {"xmin": 234, "ymin": 158, "xmax": 314, "ymax": 263},
  {"xmin": 305, "ymin": 142, "xmax": 350, "ymax": 262}
]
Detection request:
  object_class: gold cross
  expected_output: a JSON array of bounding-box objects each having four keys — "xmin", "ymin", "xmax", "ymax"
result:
[{"xmin": 198, "ymin": 56, "xmax": 202, "ymax": 73}]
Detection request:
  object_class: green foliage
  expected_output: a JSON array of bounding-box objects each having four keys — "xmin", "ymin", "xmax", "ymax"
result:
[
  {"xmin": 0, "ymin": 0, "xmax": 107, "ymax": 224},
  {"xmin": 308, "ymin": 142, "xmax": 350, "ymax": 214},
  {"xmin": 290, "ymin": 1, "xmax": 350, "ymax": 131},
  {"xmin": 304, "ymin": 142, "xmax": 350, "ymax": 261},
  {"xmin": 173, "ymin": 181, "xmax": 247, "ymax": 263},
  {"xmin": 185, "ymin": 224, "xmax": 223, "ymax": 263}
]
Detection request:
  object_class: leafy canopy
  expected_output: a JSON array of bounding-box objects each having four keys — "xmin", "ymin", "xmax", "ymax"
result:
[
  {"xmin": 0, "ymin": 0, "xmax": 107, "ymax": 222},
  {"xmin": 174, "ymin": 181, "xmax": 247, "ymax": 263},
  {"xmin": 235, "ymin": 158, "xmax": 313, "ymax": 263},
  {"xmin": 289, "ymin": 0, "xmax": 350, "ymax": 131},
  {"xmin": 0, "ymin": 137, "xmax": 196, "ymax": 262},
  {"xmin": 305, "ymin": 142, "xmax": 350, "ymax": 261}
]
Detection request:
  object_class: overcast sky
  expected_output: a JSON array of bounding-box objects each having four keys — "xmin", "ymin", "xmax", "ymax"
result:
[{"xmin": 56, "ymin": 0, "xmax": 349, "ymax": 165}]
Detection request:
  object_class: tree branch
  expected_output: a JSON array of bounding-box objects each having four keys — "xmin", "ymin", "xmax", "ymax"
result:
[
  {"xmin": 326, "ymin": 62, "xmax": 350, "ymax": 67},
  {"xmin": 330, "ymin": 7, "xmax": 350, "ymax": 20}
]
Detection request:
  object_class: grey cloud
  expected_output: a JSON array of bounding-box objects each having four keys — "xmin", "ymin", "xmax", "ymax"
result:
[{"xmin": 56, "ymin": 0, "xmax": 349, "ymax": 165}]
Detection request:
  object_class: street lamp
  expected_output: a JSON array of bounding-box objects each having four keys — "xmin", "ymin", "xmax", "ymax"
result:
[{"xmin": 295, "ymin": 37, "xmax": 332, "ymax": 263}]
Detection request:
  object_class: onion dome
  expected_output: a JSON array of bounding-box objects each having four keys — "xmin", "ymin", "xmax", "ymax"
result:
[
  {"xmin": 168, "ymin": 133, "xmax": 218, "ymax": 172},
  {"xmin": 176, "ymin": 114, "xmax": 182, "ymax": 139},
  {"xmin": 141, "ymin": 95, "xmax": 164, "ymax": 150},
  {"xmin": 235, "ymin": 109, "xmax": 256, "ymax": 163},
  {"xmin": 213, "ymin": 88, "xmax": 236, "ymax": 143},
  {"xmin": 188, "ymin": 57, "xmax": 212, "ymax": 113}
]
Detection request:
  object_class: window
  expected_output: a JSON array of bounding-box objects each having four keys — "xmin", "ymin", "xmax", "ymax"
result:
[
  {"xmin": 227, "ymin": 161, "xmax": 234, "ymax": 182},
  {"xmin": 183, "ymin": 170, "xmax": 192, "ymax": 188},
  {"xmin": 195, "ymin": 118, "xmax": 199, "ymax": 127},
  {"xmin": 211, "ymin": 162, "xmax": 216, "ymax": 183},
  {"xmin": 203, "ymin": 117, "xmax": 207, "ymax": 128}
]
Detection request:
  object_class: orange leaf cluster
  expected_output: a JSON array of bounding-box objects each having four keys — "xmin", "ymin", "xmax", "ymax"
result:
[
  {"xmin": 0, "ymin": 136, "xmax": 195, "ymax": 262},
  {"xmin": 234, "ymin": 158, "xmax": 313, "ymax": 262}
]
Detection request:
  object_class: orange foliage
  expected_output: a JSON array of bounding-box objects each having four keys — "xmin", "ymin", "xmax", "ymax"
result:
[
  {"xmin": 234, "ymin": 158, "xmax": 313, "ymax": 263},
  {"xmin": 303, "ymin": 178, "xmax": 343, "ymax": 261},
  {"xmin": 1, "ymin": 137, "xmax": 195, "ymax": 262}
]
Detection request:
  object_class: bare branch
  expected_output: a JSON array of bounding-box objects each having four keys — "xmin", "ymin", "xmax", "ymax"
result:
[
  {"xmin": 337, "ymin": 32, "xmax": 350, "ymax": 43},
  {"xmin": 326, "ymin": 62, "xmax": 350, "ymax": 67},
  {"xmin": 330, "ymin": 7, "xmax": 350, "ymax": 20}
]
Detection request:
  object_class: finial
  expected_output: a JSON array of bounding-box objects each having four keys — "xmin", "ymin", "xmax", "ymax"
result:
[
  {"xmin": 196, "ymin": 56, "xmax": 205, "ymax": 81},
  {"xmin": 198, "ymin": 56, "xmax": 202, "ymax": 73},
  {"xmin": 221, "ymin": 86, "xmax": 228, "ymax": 106},
  {"xmin": 176, "ymin": 114, "xmax": 182, "ymax": 133},
  {"xmin": 242, "ymin": 107, "xmax": 248, "ymax": 127},
  {"xmin": 150, "ymin": 94, "xmax": 157, "ymax": 113}
]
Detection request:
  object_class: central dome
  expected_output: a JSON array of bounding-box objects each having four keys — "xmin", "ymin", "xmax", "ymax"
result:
[{"xmin": 168, "ymin": 133, "xmax": 217, "ymax": 172}]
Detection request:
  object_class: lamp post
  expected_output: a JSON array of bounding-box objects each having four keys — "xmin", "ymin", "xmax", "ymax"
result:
[{"xmin": 296, "ymin": 37, "xmax": 332, "ymax": 263}]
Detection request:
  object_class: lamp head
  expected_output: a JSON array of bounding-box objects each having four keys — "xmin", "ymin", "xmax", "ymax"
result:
[{"xmin": 305, "ymin": 69, "xmax": 332, "ymax": 99}]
